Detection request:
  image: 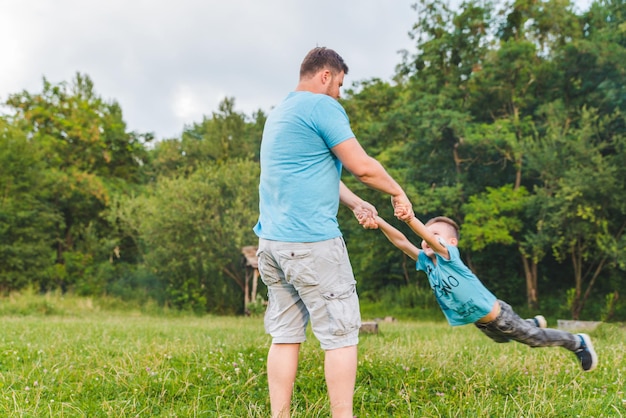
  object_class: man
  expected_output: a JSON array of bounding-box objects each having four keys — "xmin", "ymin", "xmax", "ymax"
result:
[{"xmin": 254, "ymin": 46, "xmax": 413, "ymax": 418}]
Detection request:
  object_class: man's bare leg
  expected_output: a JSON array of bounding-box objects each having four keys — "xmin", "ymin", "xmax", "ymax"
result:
[
  {"xmin": 325, "ymin": 345, "xmax": 357, "ymax": 418},
  {"xmin": 267, "ymin": 343, "xmax": 300, "ymax": 418}
]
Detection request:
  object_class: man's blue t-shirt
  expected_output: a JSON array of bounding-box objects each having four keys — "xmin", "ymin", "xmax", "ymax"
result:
[
  {"xmin": 416, "ymin": 244, "xmax": 497, "ymax": 326},
  {"xmin": 254, "ymin": 91, "xmax": 355, "ymax": 242}
]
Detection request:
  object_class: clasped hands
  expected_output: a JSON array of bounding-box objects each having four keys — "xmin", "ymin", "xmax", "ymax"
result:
[{"xmin": 352, "ymin": 195, "xmax": 414, "ymax": 229}]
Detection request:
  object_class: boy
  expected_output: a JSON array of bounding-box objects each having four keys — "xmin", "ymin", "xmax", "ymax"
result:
[{"xmin": 374, "ymin": 213, "xmax": 598, "ymax": 371}]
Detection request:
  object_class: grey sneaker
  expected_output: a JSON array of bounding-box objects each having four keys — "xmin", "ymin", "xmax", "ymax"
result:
[
  {"xmin": 533, "ymin": 315, "xmax": 547, "ymax": 328},
  {"xmin": 574, "ymin": 333, "xmax": 598, "ymax": 371},
  {"xmin": 526, "ymin": 315, "xmax": 547, "ymax": 328}
]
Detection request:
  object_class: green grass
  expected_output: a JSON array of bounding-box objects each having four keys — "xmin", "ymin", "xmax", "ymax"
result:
[{"xmin": 0, "ymin": 293, "xmax": 624, "ymax": 417}]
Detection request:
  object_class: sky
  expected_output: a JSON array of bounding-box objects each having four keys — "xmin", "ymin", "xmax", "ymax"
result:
[{"xmin": 0, "ymin": 0, "xmax": 419, "ymax": 141}]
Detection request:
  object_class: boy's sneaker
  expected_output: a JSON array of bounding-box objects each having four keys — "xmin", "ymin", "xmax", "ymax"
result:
[
  {"xmin": 574, "ymin": 333, "xmax": 598, "ymax": 372},
  {"xmin": 526, "ymin": 315, "xmax": 547, "ymax": 328},
  {"xmin": 533, "ymin": 315, "xmax": 547, "ymax": 328}
]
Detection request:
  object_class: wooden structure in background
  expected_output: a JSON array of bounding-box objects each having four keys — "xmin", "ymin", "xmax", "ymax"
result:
[{"xmin": 241, "ymin": 246, "xmax": 259, "ymax": 312}]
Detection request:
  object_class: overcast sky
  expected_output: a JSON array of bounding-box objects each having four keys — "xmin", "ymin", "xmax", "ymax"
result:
[{"xmin": 0, "ymin": 0, "xmax": 420, "ymax": 140}]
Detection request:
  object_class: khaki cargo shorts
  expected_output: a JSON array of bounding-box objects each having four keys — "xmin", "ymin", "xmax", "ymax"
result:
[{"xmin": 256, "ymin": 237, "xmax": 361, "ymax": 350}]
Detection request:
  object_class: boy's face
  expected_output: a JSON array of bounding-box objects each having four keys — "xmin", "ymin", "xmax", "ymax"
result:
[{"xmin": 421, "ymin": 221, "xmax": 458, "ymax": 257}]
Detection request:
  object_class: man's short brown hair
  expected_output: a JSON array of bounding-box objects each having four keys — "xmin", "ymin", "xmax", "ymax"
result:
[{"xmin": 300, "ymin": 47, "xmax": 349, "ymax": 79}]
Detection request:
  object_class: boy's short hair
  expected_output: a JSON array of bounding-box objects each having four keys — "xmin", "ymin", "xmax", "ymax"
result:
[
  {"xmin": 425, "ymin": 216, "xmax": 460, "ymax": 240},
  {"xmin": 300, "ymin": 47, "xmax": 349, "ymax": 79}
]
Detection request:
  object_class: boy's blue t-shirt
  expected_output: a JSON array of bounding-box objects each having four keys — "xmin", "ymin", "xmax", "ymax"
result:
[
  {"xmin": 416, "ymin": 244, "xmax": 497, "ymax": 326},
  {"xmin": 254, "ymin": 91, "xmax": 355, "ymax": 242}
]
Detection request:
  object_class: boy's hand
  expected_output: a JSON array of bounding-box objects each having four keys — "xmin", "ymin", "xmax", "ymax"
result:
[
  {"xmin": 391, "ymin": 195, "xmax": 414, "ymax": 222},
  {"xmin": 394, "ymin": 206, "xmax": 415, "ymax": 223}
]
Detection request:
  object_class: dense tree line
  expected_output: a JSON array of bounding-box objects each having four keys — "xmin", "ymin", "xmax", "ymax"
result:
[{"xmin": 1, "ymin": 0, "xmax": 624, "ymax": 319}]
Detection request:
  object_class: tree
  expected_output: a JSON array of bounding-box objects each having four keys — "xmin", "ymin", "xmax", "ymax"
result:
[
  {"xmin": 5, "ymin": 73, "xmax": 150, "ymax": 291},
  {"xmin": 461, "ymin": 185, "xmax": 548, "ymax": 308},
  {"xmin": 112, "ymin": 160, "xmax": 260, "ymax": 313},
  {"xmin": 527, "ymin": 106, "xmax": 626, "ymax": 318},
  {"xmin": 0, "ymin": 117, "xmax": 61, "ymax": 292}
]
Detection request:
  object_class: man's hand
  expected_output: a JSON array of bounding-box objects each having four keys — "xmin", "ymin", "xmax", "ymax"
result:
[{"xmin": 352, "ymin": 200, "xmax": 378, "ymax": 229}]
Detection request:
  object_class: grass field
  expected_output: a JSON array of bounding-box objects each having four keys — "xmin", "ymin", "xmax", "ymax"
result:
[{"xmin": 0, "ymin": 293, "xmax": 624, "ymax": 417}]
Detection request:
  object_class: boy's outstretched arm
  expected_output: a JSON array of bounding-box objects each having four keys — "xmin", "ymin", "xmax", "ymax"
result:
[
  {"xmin": 404, "ymin": 216, "xmax": 449, "ymax": 259},
  {"xmin": 395, "ymin": 206, "xmax": 449, "ymax": 259},
  {"xmin": 375, "ymin": 216, "xmax": 420, "ymax": 261}
]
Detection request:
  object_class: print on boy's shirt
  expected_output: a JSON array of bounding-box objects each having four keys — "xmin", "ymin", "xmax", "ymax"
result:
[
  {"xmin": 426, "ymin": 264, "xmax": 460, "ymax": 298},
  {"xmin": 436, "ymin": 297, "xmax": 480, "ymax": 319},
  {"xmin": 454, "ymin": 299, "xmax": 481, "ymax": 319}
]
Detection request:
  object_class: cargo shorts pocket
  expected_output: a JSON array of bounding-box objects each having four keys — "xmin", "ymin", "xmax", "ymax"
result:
[
  {"xmin": 277, "ymin": 249, "xmax": 318, "ymax": 286},
  {"xmin": 256, "ymin": 250, "xmax": 281, "ymax": 286},
  {"xmin": 322, "ymin": 283, "xmax": 361, "ymax": 336}
]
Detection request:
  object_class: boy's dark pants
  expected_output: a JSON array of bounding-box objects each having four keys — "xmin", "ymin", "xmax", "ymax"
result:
[{"xmin": 474, "ymin": 300, "xmax": 579, "ymax": 351}]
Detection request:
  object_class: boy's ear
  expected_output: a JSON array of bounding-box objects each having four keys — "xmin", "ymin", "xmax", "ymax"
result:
[{"xmin": 449, "ymin": 237, "xmax": 459, "ymax": 246}]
